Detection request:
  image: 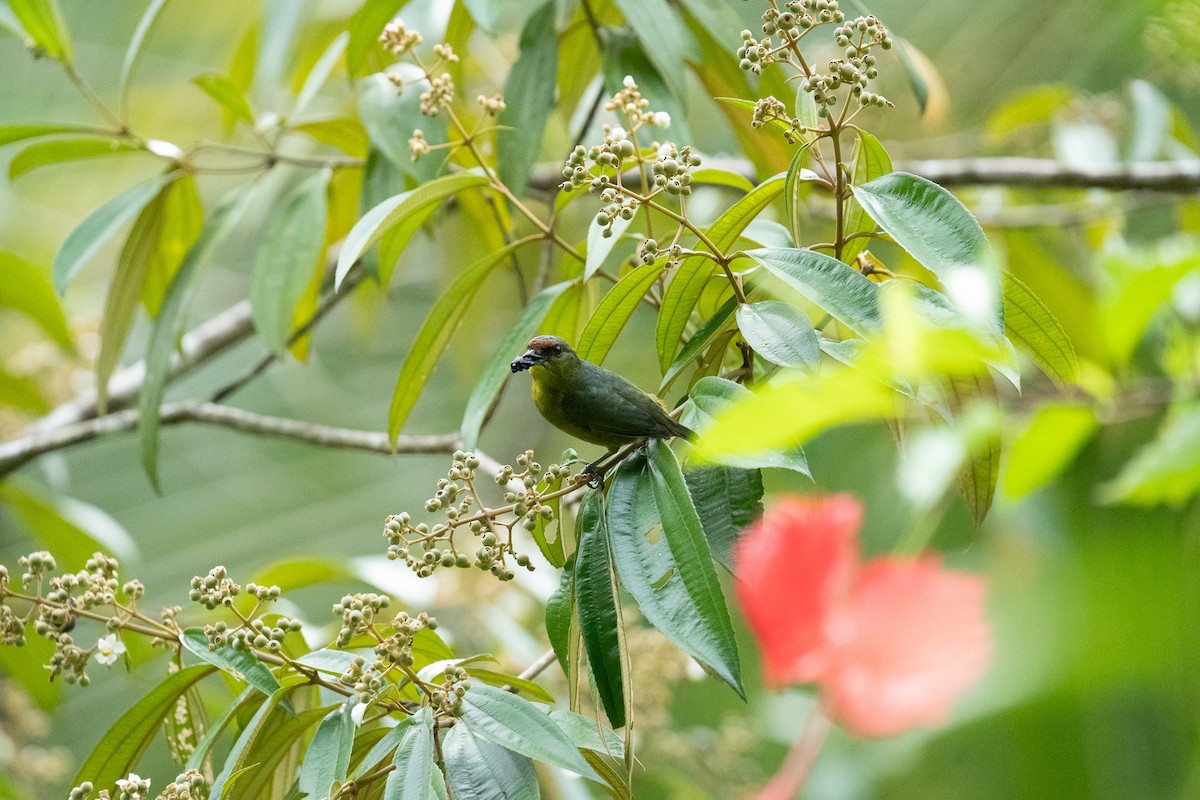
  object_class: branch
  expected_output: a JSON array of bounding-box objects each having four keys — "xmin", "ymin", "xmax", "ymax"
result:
[
  {"xmin": 528, "ymin": 157, "xmax": 1200, "ymax": 194},
  {"xmin": 0, "ymin": 401, "xmax": 460, "ymax": 475}
]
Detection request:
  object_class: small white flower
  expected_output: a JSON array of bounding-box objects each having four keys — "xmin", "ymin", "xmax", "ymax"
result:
[
  {"xmin": 651, "ymin": 111, "xmax": 671, "ymax": 128},
  {"xmin": 656, "ymin": 141, "xmax": 675, "ymax": 159},
  {"xmin": 351, "ymin": 702, "xmax": 368, "ymax": 726},
  {"xmin": 623, "ymin": 74, "xmax": 636, "ymax": 89},
  {"xmin": 95, "ymin": 634, "xmax": 126, "ymax": 666},
  {"xmin": 115, "ymin": 773, "xmax": 149, "ymax": 798},
  {"xmin": 608, "ymin": 126, "xmax": 627, "ymax": 142}
]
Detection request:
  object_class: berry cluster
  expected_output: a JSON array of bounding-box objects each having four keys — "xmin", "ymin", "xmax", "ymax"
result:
[
  {"xmin": 430, "ymin": 665, "xmax": 472, "ymax": 718},
  {"xmin": 374, "ymin": 610, "xmax": 438, "ymax": 667},
  {"xmin": 188, "ymin": 566, "xmax": 241, "ymax": 609},
  {"xmin": 333, "ymin": 592, "xmax": 391, "ymax": 647},
  {"xmin": 201, "ymin": 615, "xmax": 300, "ymax": 652},
  {"xmin": 339, "ymin": 654, "xmax": 387, "ymax": 704}
]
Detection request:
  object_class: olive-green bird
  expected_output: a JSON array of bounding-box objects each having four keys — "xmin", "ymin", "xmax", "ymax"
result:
[{"xmin": 510, "ymin": 335, "xmax": 694, "ymax": 482}]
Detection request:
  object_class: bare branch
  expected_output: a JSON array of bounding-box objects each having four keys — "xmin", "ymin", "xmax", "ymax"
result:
[{"xmin": 0, "ymin": 401, "xmax": 460, "ymax": 475}]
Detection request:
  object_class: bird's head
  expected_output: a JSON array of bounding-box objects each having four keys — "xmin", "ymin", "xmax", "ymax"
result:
[{"xmin": 510, "ymin": 335, "xmax": 578, "ymax": 375}]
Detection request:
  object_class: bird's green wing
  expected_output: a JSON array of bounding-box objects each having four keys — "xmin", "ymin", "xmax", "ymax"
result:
[{"xmin": 565, "ymin": 364, "xmax": 681, "ymax": 440}]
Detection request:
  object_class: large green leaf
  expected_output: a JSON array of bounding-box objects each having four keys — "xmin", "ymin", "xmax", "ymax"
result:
[
  {"xmin": 682, "ymin": 465, "xmax": 763, "ymax": 573},
  {"xmin": 350, "ymin": 710, "xmax": 417, "ymax": 781},
  {"xmin": 945, "ymin": 373, "xmax": 1000, "ymax": 528},
  {"xmin": 291, "ymin": 115, "xmax": 370, "ymax": 157},
  {"xmin": 680, "ymin": 378, "xmax": 810, "ymax": 474},
  {"xmin": 336, "ymin": 171, "xmax": 490, "ymax": 289},
  {"xmin": 658, "ymin": 294, "xmax": 738, "ymax": 393},
  {"xmin": 186, "ymin": 687, "xmax": 258, "ymax": 773},
  {"xmin": 460, "ymin": 281, "xmax": 570, "ymax": 450},
  {"xmin": 72, "ymin": 665, "xmax": 216, "ymax": 790},
  {"xmin": 140, "ymin": 188, "xmax": 251, "ymax": 490},
  {"xmin": 735, "ymin": 300, "xmax": 819, "ymax": 368},
  {"xmin": 8, "ymin": 138, "xmax": 142, "ymax": 181},
  {"xmin": 1100, "ymin": 403, "xmax": 1200, "ymax": 507},
  {"xmin": 382, "ymin": 707, "xmax": 435, "ymax": 800},
  {"xmin": 141, "ymin": 173, "xmax": 204, "ymax": 316},
  {"xmin": 1003, "ymin": 405, "xmax": 1096, "ymax": 500},
  {"xmin": 118, "ymin": 0, "xmax": 168, "ymax": 119},
  {"xmin": 294, "ymin": 32, "xmax": 349, "ymax": 118},
  {"xmin": 746, "ymin": 247, "xmax": 882, "ymax": 337},
  {"xmin": 9, "ymin": 0, "xmax": 72, "ymax": 63},
  {"xmin": 544, "ymin": 557, "xmax": 575, "ymax": 676},
  {"xmin": 0, "ymin": 122, "xmax": 104, "ymax": 145},
  {"xmin": 497, "ymin": 2, "xmax": 557, "ymax": 197},
  {"xmin": 656, "ymin": 174, "xmax": 785, "ymax": 371},
  {"xmin": 442, "ymin": 723, "xmax": 539, "ymax": 800},
  {"xmin": 459, "ymin": 683, "xmax": 597, "ymax": 778},
  {"xmin": 191, "ymin": 72, "xmax": 256, "ymax": 124},
  {"xmin": 576, "ymin": 261, "xmax": 665, "ymax": 364},
  {"xmin": 840, "ymin": 130, "xmax": 892, "ymax": 263},
  {"xmin": 548, "ymin": 710, "xmax": 624, "ymax": 758},
  {"xmin": 0, "ymin": 481, "xmax": 130, "ymax": 579},
  {"xmin": 53, "ymin": 174, "xmax": 174, "ymax": 294},
  {"xmin": 357, "ymin": 65, "xmax": 447, "ymax": 184},
  {"xmin": 607, "ymin": 442, "xmax": 743, "ymax": 696},
  {"xmin": 211, "ymin": 693, "xmax": 330, "ymax": 800},
  {"xmin": 575, "ymin": 491, "xmax": 625, "ymax": 728},
  {"xmin": 250, "ymin": 170, "xmax": 330, "ymax": 353},
  {"xmin": 585, "ymin": 210, "xmax": 635, "ymax": 282},
  {"xmin": 387, "ymin": 239, "xmax": 530, "ymax": 441},
  {"xmin": 1001, "ymin": 271, "xmax": 1078, "ymax": 385},
  {"xmin": 611, "ymin": 0, "xmax": 696, "ymax": 108},
  {"xmin": 0, "ymin": 252, "xmax": 72, "ymax": 349},
  {"xmin": 180, "ymin": 628, "xmax": 282, "ymax": 698},
  {"xmin": 299, "ymin": 702, "xmax": 356, "ymax": 800}
]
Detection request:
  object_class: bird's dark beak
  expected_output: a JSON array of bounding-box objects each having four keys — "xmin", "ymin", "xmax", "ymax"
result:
[{"xmin": 510, "ymin": 350, "xmax": 545, "ymax": 373}]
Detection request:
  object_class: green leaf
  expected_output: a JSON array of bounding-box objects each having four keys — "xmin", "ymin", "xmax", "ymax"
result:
[
  {"xmin": 608, "ymin": 442, "xmax": 743, "ymax": 696},
  {"xmin": 1003, "ymin": 405, "xmax": 1096, "ymax": 500},
  {"xmin": 735, "ymin": 300, "xmax": 819, "ymax": 368},
  {"xmin": 383, "ymin": 708, "xmax": 435, "ymax": 800},
  {"xmin": 851, "ymin": 172, "xmax": 999, "ymax": 325},
  {"xmin": 386, "ymin": 238, "xmax": 529, "ymax": 441},
  {"xmin": 357, "ymin": 65, "xmax": 447, "ymax": 183},
  {"xmin": 658, "ymin": 294, "xmax": 738, "ymax": 394},
  {"xmin": 347, "ymin": 0, "xmax": 409, "ymax": 77},
  {"xmin": 211, "ymin": 692, "xmax": 330, "ymax": 800},
  {"xmin": 9, "ymin": 0, "xmax": 72, "ymax": 64},
  {"xmin": 548, "ymin": 709, "xmax": 624, "ymax": 758},
  {"xmin": 0, "ymin": 122, "xmax": 105, "ymax": 146},
  {"xmin": 497, "ymin": 2, "xmax": 557, "ymax": 198},
  {"xmin": 656, "ymin": 174, "xmax": 785, "ymax": 371},
  {"xmin": 461, "ymin": 0, "xmax": 500, "ymax": 32},
  {"xmin": 603, "ymin": 32, "xmax": 691, "ymax": 146},
  {"xmin": 691, "ymin": 168, "xmax": 755, "ymax": 194},
  {"xmin": 461, "ymin": 281, "xmax": 569, "ymax": 450},
  {"xmin": 0, "ymin": 481, "xmax": 129, "ymax": 574},
  {"xmin": 72, "ymin": 665, "xmax": 216, "ymax": 790},
  {"xmin": 1001, "ymin": 271, "xmax": 1078, "ymax": 385},
  {"xmin": 680, "ymin": 378, "xmax": 810, "ymax": 475},
  {"xmin": 294, "ymin": 32, "xmax": 349, "ymax": 118},
  {"xmin": 575, "ymin": 490, "xmax": 625, "ymax": 728},
  {"xmin": 585, "ymin": 208, "xmax": 635, "ymax": 282},
  {"xmin": 299, "ymin": 703, "xmax": 356, "ymax": 800},
  {"xmin": 336, "ymin": 170, "xmax": 490, "ymax": 289},
  {"xmin": 140, "ymin": 188, "xmax": 251, "ymax": 490},
  {"xmin": 746, "ymin": 247, "xmax": 882, "ymax": 337},
  {"xmin": 141, "ymin": 173, "xmax": 204, "ymax": 317},
  {"xmin": 9, "ymin": 137, "xmax": 143, "ymax": 181},
  {"xmin": 349, "ymin": 711, "xmax": 414, "ymax": 780},
  {"xmin": 0, "ymin": 366, "xmax": 47, "ymax": 412},
  {"xmin": 118, "ymin": 0, "xmax": 168, "ymax": 119},
  {"xmin": 0, "ymin": 252, "xmax": 72, "ymax": 349},
  {"xmin": 1099, "ymin": 249, "xmax": 1199, "ymax": 366},
  {"xmin": 611, "ymin": 0, "xmax": 696, "ymax": 109},
  {"xmin": 945, "ymin": 373, "xmax": 1000, "ymax": 528},
  {"xmin": 442, "ymin": 723, "xmax": 539, "ymax": 800},
  {"xmin": 841, "ymin": 130, "xmax": 892, "ymax": 263},
  {"xmin": 186, "ymin": 687, "xmax": 257, "ymax": 773},
  {"xmin": 192, "ymin": 72, "xmax": 255, "ymax": 124},
  {"xmin": 545, "ymin": 558, "xmax": 575, "ymax": 676},
  {"xmin": 682, "ymin": 466, "xmax": 763, "ymax": 572},
  {"xmin": 53, "ymin": 174, "xmax": 174, "ymax": 294},
  {"xmin": 576, "ymin": 261, "xmax": 664, "ymax": 364},
  {"xmin": 180, "ymin": 628, "xmax": 282, "ymax": 698},
  {"xmin": 290, "ymin": 115, "xmax": 370, "ymax": 157},
  {"xmin": 985, "ymin": 84, "xmax": 1077, "ymax": 143},
  {"xmin": 250, "ymin": 170, "xmax": 330, "ymax": 353},
  {"xmin": 466, "ymin": 669, "xmax": 556, "ymax": 704},
  {"xmin": 1100, "ymin": 403, "xmax": 1200, "ymax": 507},
  {"xmin": 460, "ymin": 683, "xmax": 597, "ymax": 779}
]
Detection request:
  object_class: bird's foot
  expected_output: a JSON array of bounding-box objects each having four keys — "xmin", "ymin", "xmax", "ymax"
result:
[{"xmin": 581, "ymin": 461, "xmax": 606, "ymax": 490}]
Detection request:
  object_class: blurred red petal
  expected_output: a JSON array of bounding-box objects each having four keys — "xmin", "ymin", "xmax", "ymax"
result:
[
  {"xmin": 733, "ymin": 495, "xmax": 862, "ymax": 688},
  {"xmin": 824, "ymin": 556, "xmax": 992, "ymax": 737}
]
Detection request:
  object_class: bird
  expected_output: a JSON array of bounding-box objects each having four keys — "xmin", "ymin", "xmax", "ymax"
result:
[{"xmin": 510, "ymin": 335, "xmax": 694, "ymax": 485}]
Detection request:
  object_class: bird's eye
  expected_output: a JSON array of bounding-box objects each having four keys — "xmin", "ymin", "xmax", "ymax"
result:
[{"xmin": 552, "ymin": 345, "xmax": 561, "ymax": 355}]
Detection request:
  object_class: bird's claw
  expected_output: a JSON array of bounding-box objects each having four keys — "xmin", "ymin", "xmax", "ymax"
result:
[{"xmin": 581, "ymin": 462, "xmax": 605, "ymax": 490}]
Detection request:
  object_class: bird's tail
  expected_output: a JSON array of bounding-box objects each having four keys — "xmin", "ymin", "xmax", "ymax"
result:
[{"xmin": 668, "ymin": 418, "xmax": 697, "ymax": 443}]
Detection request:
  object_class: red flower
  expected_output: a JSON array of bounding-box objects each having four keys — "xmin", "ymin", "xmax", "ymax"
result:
[{"xmin": 734, "ymin": 495, "xmax": 991, "ymax": 738}]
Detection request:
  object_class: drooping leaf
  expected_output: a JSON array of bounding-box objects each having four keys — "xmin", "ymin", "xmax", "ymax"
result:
[
  {"xmin": 1128, "ymin": 80, "xmax": 1172, "ymax": 161},
  {"xmin": 387, "ymin": 239, "xmax": 530, "ymax": 441},
  {"xmin": 682, "ymin": 465, "xmax": 763, "ymax": 572},
  {"xmin": 656, "ymin": 174, "xmax": 785, "ymax": 371},
  {"xmin": 382, "ymin": 707, "xmax": 435, "ymax": 800},
  {"xmin": 52, "ymin": 174, "xmax": 174, "ymax": 294},
  {"xmin": 8, "ymin": 138, "xmax": 143, "ymax": 181},
  {"xmin": 747, "ymin": 247, "xmax": 882, "ymax": 337},
  {"xmin": 945, "ymin": 372, "xmax": 1000, "ymax": 528},
  {"xmin": 576, "ymin": 261, "xmax": 665, "ymax": 364},
  {"xmin": 335, "ymin": 170, "xmax": 490, "ymax": 289},
  {"xmin": 140, "ymin": 188, "xmax": 251, "ymax": 489},
  {"xmin": 735, "ymin": 300, "xmax": 819, "ymax": 368},
  {"xmin": 545, "ymin": 557, "xmax": 575, "ymax": 676},
  {"xmin": 840, "ymin": 129, "xmax": 892, "ymax": 263},
  {"xmin": 72, "ymin": 665, "xmax": 216, "ymax": 790},
  {"xmin": 575, "ymin": 490, "xmax": 625, "ymax": 728},
  {"xmin": 497, "ymin": 2, "xmax": 557, "ymax": 197},
  {"xmin": 118, "ymin": 0, "xmax": 169, "ymax": 119},
  {"xmin": 250, "ymin": 170, "xmax": 330, "ymax": 353},
  {"xmin": 191, "ymin": 72, "xmax": 256, "ymax": 124},
  {"xmin": 459, "ymin": 683, "xmax": 597, "ymax": 779},
  {"xmin": 548, "ymin": 709, "xmax": 624, "ymax": 758},
  {"xmin": 299, "ymin": 702, "xmax": 356, "ymax": 800},
  {"xmin": 442, "ymin": 723, "xmax": 539, "ymax": 800},
  {"xmin": 253, "ymin": 0, "xmax": 306, "ymax": 109},
  {"xmin": 0, "ymin": 481, "xmax": 132, "ymax": 575},
  {"xmin": 180, "ymin": 629, "xmax": 282, "ymax": 698},
  {"xmin": 460, "ymin": 281, "xmax": 570, "ymax": 450},
  {"xmin": 608, "ymin": 442, "xmax": 744, "ymax": 696},
  {"xmin": 0, "ymin": 252, "xmax": 72, "ymax": 349},
  {"xmin": 9, "ymin": 0, "xmax": 72, "ymax": 63},
  {"xmin": 1001, "ymin": 271, "xmax": 1078, "ymax": 385},
  {"xmin": 1003, "ymin": 405, "xmax": 1096, "ymax": 500}
]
